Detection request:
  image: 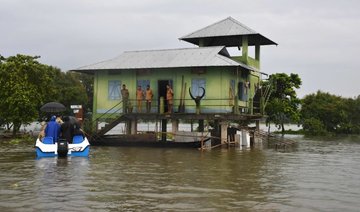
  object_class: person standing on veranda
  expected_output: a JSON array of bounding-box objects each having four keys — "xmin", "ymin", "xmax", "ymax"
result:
[
  {"xmin": 136, "ymin": 85, "xmax": 144, "ymax": 112},
  {"xmin": 166, "ymin": 84, "xmax": 174, "ymax": 113},
  {"xmin": 145, "ymin": 85, "xmax": 153, "ymax": 113},
  {"xmin": 121, "ymin": 84, "xmax": 129, "ymax": 113}
]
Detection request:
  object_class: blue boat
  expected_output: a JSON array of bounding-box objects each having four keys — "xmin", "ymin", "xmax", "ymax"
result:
[{"xmin": 35, "ymin": 135, "xmax": 90, "ymax": 158}]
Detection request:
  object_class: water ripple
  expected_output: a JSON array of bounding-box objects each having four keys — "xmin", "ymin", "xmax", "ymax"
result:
[{"xmin": 0, "ymin": 137, "xmax": 360, "ymax": 211}]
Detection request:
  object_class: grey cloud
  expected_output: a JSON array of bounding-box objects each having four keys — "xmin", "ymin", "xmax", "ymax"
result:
[{"xmin": 1, "ymin": 0, "xmax": 360, "ymax": 98}]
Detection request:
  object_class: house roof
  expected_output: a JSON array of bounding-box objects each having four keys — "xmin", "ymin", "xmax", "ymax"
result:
[
  {"xmin": 72, "ymin": 46, "xmax": 256, "ymax": 73},
  {"xmin": 179, "ymin": 17, "xmax": 277, "ymax": 47}
]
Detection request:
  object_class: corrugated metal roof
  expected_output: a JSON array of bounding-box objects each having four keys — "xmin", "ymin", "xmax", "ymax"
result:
[
  {"xmin": 179, "ymin": 17, "xmax": 277, "ymax": 46},
  {"xmin": 74, "ymin": 46, "xmax": 256, "ymax": 71},
  {"xmin": 180, "ymin": 17, "xmax": 256, "ymax": 39}
]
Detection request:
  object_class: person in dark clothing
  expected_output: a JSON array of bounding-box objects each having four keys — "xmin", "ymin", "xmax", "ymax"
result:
[
  {"xmin": 44, "ymin": 115, "xmax": 61, "ymax": 143},
  {"xmin": 60, "ymin": 116, "xmax": 74, "ymax": 143},
  {"xmin": 73, "ymin": 122, "xmax": 84, "ymax": 138},
  {"xmin": 227, "ymin": 126, "xmax": 238, "ymax": 142}
]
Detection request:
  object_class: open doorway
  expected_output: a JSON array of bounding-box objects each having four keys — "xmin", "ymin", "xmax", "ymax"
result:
[{"xmin": 158, "ymin": 80, "xmax": 173, "ymax": 113}]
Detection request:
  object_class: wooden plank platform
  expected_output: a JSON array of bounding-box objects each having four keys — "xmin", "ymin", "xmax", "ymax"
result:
[{"xmin": 90, "ymin": 134, "xmax": 209, "ymax": 148}]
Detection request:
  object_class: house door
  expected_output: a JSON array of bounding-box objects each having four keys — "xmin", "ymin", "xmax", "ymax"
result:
[{"xmin": 158, "ymin": 80, "xmax": 173, "ymax": 113}]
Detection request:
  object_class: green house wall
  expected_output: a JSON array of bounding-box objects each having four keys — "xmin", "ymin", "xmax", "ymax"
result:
[{"xmin": 92, "ymin": 66, "xmax": 261, "ymax": 118}]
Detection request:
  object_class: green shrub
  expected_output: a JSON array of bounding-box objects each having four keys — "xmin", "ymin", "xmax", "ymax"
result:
[{"xmin": 303, "ymin": 118, "xmax": 328, "ymax": 136}]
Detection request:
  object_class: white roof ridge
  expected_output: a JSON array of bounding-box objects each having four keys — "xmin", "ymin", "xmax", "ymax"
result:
[{"xmin": 123, "ymin": 46, "xmax": 225, "ymax": 53}]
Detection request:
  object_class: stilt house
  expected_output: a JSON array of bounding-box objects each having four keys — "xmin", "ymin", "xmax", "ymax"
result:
[{"xmin": 72, "ymin": 17, "xmax": 277, "ymax": 145}]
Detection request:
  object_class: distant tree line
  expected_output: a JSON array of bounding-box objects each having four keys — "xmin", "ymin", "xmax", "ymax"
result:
[
  {"xmin": 301, "ymin": 91, "xmax": 360, "ymax": 135},
  {"xmin": 0, "ymin": 54, "xmax": 93, "ymax": 135},
  {"xmin": 264, "ymin": 73, "xmax": 360, "ymax": 136},
  {"xmin": 1, "ymin": 54, "xmax": 358, "ymax": 137}
]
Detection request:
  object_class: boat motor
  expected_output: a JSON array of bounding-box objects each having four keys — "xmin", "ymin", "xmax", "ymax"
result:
[{"xmin": 57, "ymin": 139, "xmax": 68, "ymax": 157}]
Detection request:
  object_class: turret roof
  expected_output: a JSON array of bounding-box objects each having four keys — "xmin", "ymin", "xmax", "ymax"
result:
[{"xmin": 179, "ymin": 17, "xmax": 277, "ymax": 46}]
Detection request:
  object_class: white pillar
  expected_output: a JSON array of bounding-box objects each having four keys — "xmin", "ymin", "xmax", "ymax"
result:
[{"xmin": 220, "ymin": 122, "xmax": 228, "ymax": 144}]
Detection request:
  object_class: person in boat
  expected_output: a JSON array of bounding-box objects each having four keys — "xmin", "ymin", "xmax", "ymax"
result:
[
  {"xmin": 38, "ymin": 121, "xmax": 47, "ymax": 140},
  {"xmin": 44, "ymin": 115, "xmax": 61, "ymax": 143},
  {"xmin": 60, "ymin": 116, "xmax": 74, "ymax": 143},
  {"xmin": 56, "ymin": 115, "xmax": 63, "ymax": 125},
  {"xmin": 73, "ymin": 122, "xmax": 84, "ymax": 138}
]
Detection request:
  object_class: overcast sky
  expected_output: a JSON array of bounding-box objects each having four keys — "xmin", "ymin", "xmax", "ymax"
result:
[{"xmin": 1, "ymin": 0, "xmax": 359, "ymax": 98}]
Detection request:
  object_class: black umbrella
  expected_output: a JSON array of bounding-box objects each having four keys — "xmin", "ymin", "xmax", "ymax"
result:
[{"xmin": 40, "ymin": 102, "xmax": 66, "ymax": 113}]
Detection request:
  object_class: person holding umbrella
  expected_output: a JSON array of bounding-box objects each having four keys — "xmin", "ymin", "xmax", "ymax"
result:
[{"xmin": 40, "ymin": 102, "xmax": 65, "ymax": 143}]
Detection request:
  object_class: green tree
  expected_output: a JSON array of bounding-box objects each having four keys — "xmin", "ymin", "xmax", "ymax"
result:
[
  {"xmin": 0, "ymin": 54, "xmax": 90, "ymax": 136},
  {"xmin": 302, "ymin": 117, "xmax": 327, "ymax": 136},
  {"xmin": 0, "ymin": 54, "xmax": 57, "ymax": 135},
  {"xmin": 342, "ymin": 96, "xmax": 360, "ymax": 134},
  {"xmin": 71, "ymin": 72, "xmax": 93, "ymax": 114},
  {"xmin": 264, "ymin": 73, "xmax": 302, "ymax": 134},
  {"xmin": 301, "ymin": 91, "xmax": 347, "ymax": 135},
  {"xmin": 50, "ymin": 71, "xmax": 88, "ymax": 113}
]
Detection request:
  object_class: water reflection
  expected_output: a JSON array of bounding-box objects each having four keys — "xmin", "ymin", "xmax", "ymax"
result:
[
  {"xmin": 82, "ymin": 147, "xmax": 276, "ymax": 211},
  {"xmin": 33, "ymin": 157, "xmax": 90, "ymax": 211}
]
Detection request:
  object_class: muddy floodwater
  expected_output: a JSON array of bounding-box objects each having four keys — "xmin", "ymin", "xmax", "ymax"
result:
[{"xmin": 0, "ymin": 135, "xmax": 359, "ymax": 211}]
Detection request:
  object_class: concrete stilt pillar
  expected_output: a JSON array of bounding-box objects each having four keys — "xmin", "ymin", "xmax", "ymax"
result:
[
  {"xmin": 125, "ymin": 121, "xmax": 131, "ymax": 135},
  {"xmin": 220, "ymin": 122, "xmax": 228, "ymax": 144},
  {"xmin": 130, "ymin": 119, "xmax": 137, "ymax": 135},
  {"xmin": 256, "ymin": 120, "xmax": 260, "ymax": 131},
  {"xmin": 241, "ymin": 129, "xmax": 250, "ymax": 148},
  {"xmin": 198, "ymin": 119, "xmax": 204, "ymax": 132},
  {"xmin": 214, "ymin": 120, "xmax": 219, "ymax": 134},
  {"xmin": 161, "ymin": 119, "xmax": 167, "ymax": 142},
  {"xmin": 172, "ymin": 119, "xmax": 179, "ymax": 141}
]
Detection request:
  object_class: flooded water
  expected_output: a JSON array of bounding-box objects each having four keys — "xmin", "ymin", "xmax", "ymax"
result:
[{"xmin": 0, "ymin": 136, "xmax": 360, "ymax": 211}]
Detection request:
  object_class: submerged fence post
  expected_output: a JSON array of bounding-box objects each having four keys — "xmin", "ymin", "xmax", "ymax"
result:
[{"xmin": 161, "ymin": 119, "xmax": 167, "ymax": 142}]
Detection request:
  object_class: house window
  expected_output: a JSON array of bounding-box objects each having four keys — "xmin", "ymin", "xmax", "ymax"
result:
[
  {"xmin": 137, "ymin": 80, "xmax": 150, "ymax": 91},
  {"xmin": 238, "ymin": 81, "xmax": 248, "ymax": 101},
  {"xmin": 108, "ymin": 80, "xmax": 121, "ymax": 100},
  {"xmin": 191, "ymin": 78, "xmax": 206, "ymax": 98}
]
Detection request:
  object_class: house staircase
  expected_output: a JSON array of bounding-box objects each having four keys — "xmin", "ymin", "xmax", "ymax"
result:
[
  {"xmin": 90, "ymin": 101, "xmax": 127, "ymax": 142},
  {"xmin": 253, "ymin": 78, "xmax": 273, "ymax": 115}
]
